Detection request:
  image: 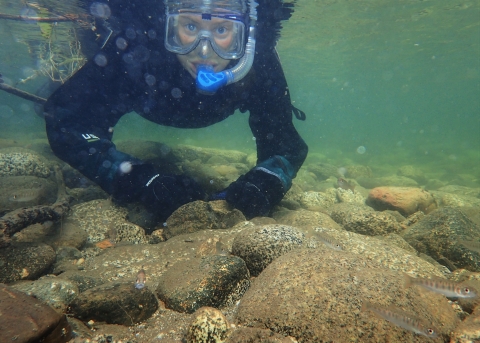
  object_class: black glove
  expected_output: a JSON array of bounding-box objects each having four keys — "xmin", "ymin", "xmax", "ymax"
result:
[
  {"xmin": 113, "ymin": 163, "xmax": 205, "ymax": 220},
  {"xmin": 224, "ymin": 169, "xmax": 286, "ymax": 219}
]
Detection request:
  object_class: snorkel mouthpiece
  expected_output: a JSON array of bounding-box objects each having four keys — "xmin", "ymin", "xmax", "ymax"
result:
[
  {"xmin": 196, "ymin": 65, "xmax": 230, "ymax": 95},
  {"xmin": 194, "ymin": 0, "xmax": 258, "ymax": 95}
]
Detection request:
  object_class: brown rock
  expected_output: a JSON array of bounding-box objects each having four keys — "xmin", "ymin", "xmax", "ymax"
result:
[
  {"xmin": 0, "ymin": 243, "xmax": 56, "ymax": 283},
  {"xmin": 156, "ymin": 255, "xmax": 250, "ymax": 313},
  {"xmin": 329, "ymin": 203, "xmax": 402, "ymax": 235},
  {"xmin": 235, "ymin": 249, "xmax": 457, "ymax": 342},
  {"xmin": 69, "ymin": 282, "xmax": 158, "ymax": 325},
  {"xmin": 402, "ymin": 207, "xmax": 480, "ymax": 271},
  {"xmin": 187, "ymin": 307, "xmax": 229, "ymax": 343},
  {"xmin": 366, "ymin": 186, "xmax": 437, "ymax": 216},
  {"xmin": 164, "ymin": 200, "xmax": 245, "ymax": 239},
  {"xmin": 0, "ymin": 283, "xmax": 72, "ymax": 343},
  {"xmin": 227, "ymin": 327, "xmax": 296, "ymax": 343}
]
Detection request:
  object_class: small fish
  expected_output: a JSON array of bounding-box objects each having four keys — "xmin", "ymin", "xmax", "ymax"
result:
[
  {"xmin": 361, "ymin": 301, "xmax": 438, "ymax": 338},
  {"xmin": 8, "ymin": 186, "xmax": 43, "ymax": 202},
  {"xmin": 315, "ymin": 232, "xmax": 343, "ymax": 251},
  {"xmin": 215, "ymin": 241, "xmax": 230, "ymax": 256},
  {"xmin": 337, "ymin": 178, "xmax": 355, "ymax": 192},
  {"xmin": 135, "ymin": 267, "xmax": 146, "ymax": 290},
  {"xmin": 404, "ymin": 274, "xmax": 477, "ymax": 298}
]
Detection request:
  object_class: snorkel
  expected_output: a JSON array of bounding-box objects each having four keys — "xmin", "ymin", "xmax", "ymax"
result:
[{"xmin": 196, "ymin": 0, "xmax": 257, "ymax": 94}]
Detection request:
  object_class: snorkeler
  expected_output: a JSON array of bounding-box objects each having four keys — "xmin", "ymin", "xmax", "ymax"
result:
[{"xmin": 43, "ymin": 0, "xmax": 308, "ymax": 223}]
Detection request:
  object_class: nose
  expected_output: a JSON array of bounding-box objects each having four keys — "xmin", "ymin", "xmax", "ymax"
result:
[{"xmin": 196, "ymin": 39, "xmax": 213, "ymax": 59}]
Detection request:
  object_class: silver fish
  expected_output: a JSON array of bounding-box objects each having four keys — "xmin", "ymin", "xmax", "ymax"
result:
[
  {"xmin": 135, "ymin": 267, "xmax": 146, "ymax": 290},
  {"xmin": 337, "ymin": 178, "xmax": 355, "ymax": 192},
  {"xmin": 8, "ymin": 186, "xmax": 43, "ymax": 202},
  {"xmin": 404, "ymin": 274, "xmax": 477, "ymax": 298},
  {"xmin": 362, "ymin": 301, "xmax": 438, "ymax": 338},
  {"xmin": 315, "ymin": 232, "xmax": 344, "ymax": 251}
]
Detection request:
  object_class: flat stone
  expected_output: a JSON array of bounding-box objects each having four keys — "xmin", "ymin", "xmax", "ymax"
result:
[
  {"xmin": 366, "ymin": 186, "xmax": 437, "ymax": 216},
  {"xmin": 11, "ymin": 275, "xmax": 78, "ymax": 312},
  {"xmin": 69, "ymin": 281, "xmax": 158, "ymax": 325},
  {"xmin": 0, "ymin": 243, "xmax": 56, "ymax": 283},
  {"xmin": 47, "ymin": 220, "xmax": 88, "ymax": 250},
  {"xmin": 156, "ymin": 255, "xmax": 250, "ymax": 313},
  {"xmin": 0, "ymin": 283, "xmax": 72, "ymax": 342}
]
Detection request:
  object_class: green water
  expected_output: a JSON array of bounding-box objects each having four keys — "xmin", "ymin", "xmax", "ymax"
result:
[{"xmin": 0, "ymin": 0, "xmax": 479, "ymax": 184}]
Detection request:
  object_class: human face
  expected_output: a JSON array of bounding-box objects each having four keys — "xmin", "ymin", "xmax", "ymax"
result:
[{"xmin": 174, "ymin": 14, "xmax": 237, "ymax": 78}]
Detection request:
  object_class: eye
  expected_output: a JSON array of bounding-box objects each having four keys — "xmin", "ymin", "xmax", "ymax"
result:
[
  {"xmin": 427, "ymin": 328, "xmax": 435, "ymax": 335},
  {"xmin": 186, "ymin": 23, "xmax": 196, "ymax": 32},
  {"xmin": 464, "ymin": 287, "xmax": 470, "ymax": 293},
  {"xmin": 216, "ymin": 26, "xmax": 227, "ymax": 35}
]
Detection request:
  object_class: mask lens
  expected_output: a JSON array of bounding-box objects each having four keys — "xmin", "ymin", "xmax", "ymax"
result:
[{"xmin": 165, "ymin": 13, "xmax": 245, "ymax": 59}]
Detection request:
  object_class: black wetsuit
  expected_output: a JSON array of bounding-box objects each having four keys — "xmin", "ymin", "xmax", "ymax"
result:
[{"xmin": 44, "ymin": 0, "xmax": 308, "ymax": 220}]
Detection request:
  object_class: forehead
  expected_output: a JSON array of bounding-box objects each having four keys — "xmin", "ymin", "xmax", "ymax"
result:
[{"xmin": 177, "ymin": 13, "xmax": 236, "ymax": 26}]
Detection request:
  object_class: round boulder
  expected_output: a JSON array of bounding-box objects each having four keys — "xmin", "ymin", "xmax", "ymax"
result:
[
  {"xmin": 187, "ymin": 307, "xmax": 229, "ymax": 343},
  {"xmin": 231, "ymin": 224, "xmax": 304, "ymax": 276}
]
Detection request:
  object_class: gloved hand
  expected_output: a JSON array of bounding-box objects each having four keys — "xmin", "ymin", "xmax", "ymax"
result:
[
  {"xmin": 113, "ymin": 163, "xmax": 205, "ymax": 220},
  {"xmin": 218, "ymin": 156, "xmax": 295, "ymax": 219}
]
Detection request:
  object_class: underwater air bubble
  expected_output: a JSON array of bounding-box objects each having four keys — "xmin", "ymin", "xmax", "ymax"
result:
[
  {"xmin": 90, "ymin": 3, "xmax": 111, "ymax": 19},
  {"xmin": 171, "ymin": 88, "xmax": 182, "ymax": 98},
  {"xmin": 356, "ymin": 146, "xmax": 366, "ymax": 154},
  {"xmin": 147, "ymin": 29, "xmax": 157, "ymax": 39},
  {"xmin": 145, "ymin": 74, "xmax": 156, "ymax": 86},
  {"xmin": 20, "ymin": 7, "xmax": 37, "ymax": 23},
  {"xmin": 119, "ymin": 161, "xmax": 133, "ymax": 174},
  {"xmin": 125, "ymin": 28, "xmax": 136, "ymax": 40},
  {"xmin": 0, "ymin": 105, "xmax": 14, "ymax": 119},
  {"xmin": 338, "ymin": 167, "xmax": 347, "ymax": 177},
  {"xmin": 116, "ymin": 37, "xmax": 128, "ymax": 50},
  {"xmin": 94, "ymin": 53, "xmax": 108, "ymax": 67}
]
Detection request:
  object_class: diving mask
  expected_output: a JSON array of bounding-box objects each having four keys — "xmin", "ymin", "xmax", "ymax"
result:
[{"xmin": 165, "ymin": 11, "xmax": 246, "ymax": 60}]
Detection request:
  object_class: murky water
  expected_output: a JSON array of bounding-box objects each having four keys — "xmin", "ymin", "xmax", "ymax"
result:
[
  {"xmin": 0, "ymin": 2, "xmax": 479, "ymax": 342},
  {"xmin": 1, "ymin": 0, "xmax": 478, "ymax": 183}
]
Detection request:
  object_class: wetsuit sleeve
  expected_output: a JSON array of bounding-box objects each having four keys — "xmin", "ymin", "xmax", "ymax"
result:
[
  {"xmin": 248, "ymin": 47, "xmax": 308, "ymax": 180},
  {"xmin": 44, "ymin": 59, "xmax": 142, "ymax": 195}
]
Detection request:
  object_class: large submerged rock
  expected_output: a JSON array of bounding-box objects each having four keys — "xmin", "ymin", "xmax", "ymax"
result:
[
  {"xmin": 0, "ymin": 283, "xmax": 72, "ymax": 342},
  {"xmin": 402, "ymin": 206, "xmax": 480, "ymax": 271}
]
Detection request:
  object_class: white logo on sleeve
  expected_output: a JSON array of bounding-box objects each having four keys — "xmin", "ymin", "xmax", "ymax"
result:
[{"xmin": 82, "ymin": 133, "xmax": 100, "ymax": 142}]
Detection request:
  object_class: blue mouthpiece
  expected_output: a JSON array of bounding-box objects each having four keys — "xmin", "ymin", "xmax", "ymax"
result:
[{"xmin": 196, "ymin": 65, "xmax": 228, "ymax": 95}]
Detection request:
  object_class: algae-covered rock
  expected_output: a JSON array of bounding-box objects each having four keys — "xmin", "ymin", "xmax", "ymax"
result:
[
  {"xmin": 157, "ymin": 255, "xmax": 250, "ymax": 313},
  {"xmin": 402, "ymin": 207, "xmax": 480, "ymax": 271},
  {"xmin": 69, "ymin": 281, "xmax": 158, "ymax": 325},
  {"xmin": 187, "ymin": 307, "xmax": 229, "ymax": 343},
  {"xmin": 231, "ymin": 224, "xmax": 304, "ymax": 276}
]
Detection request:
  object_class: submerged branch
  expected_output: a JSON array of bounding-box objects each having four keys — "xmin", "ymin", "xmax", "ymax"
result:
[
  {"xmin": 0, "ymin": 13, "xmax": 79, "ymax": 23},
  {"xmin": 0, "ymin": 166, "xmax": 70, "ymax": 248},
  {"xmin": 0, "ymin": 82, "xmax": 47, "ymax": 105}
]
